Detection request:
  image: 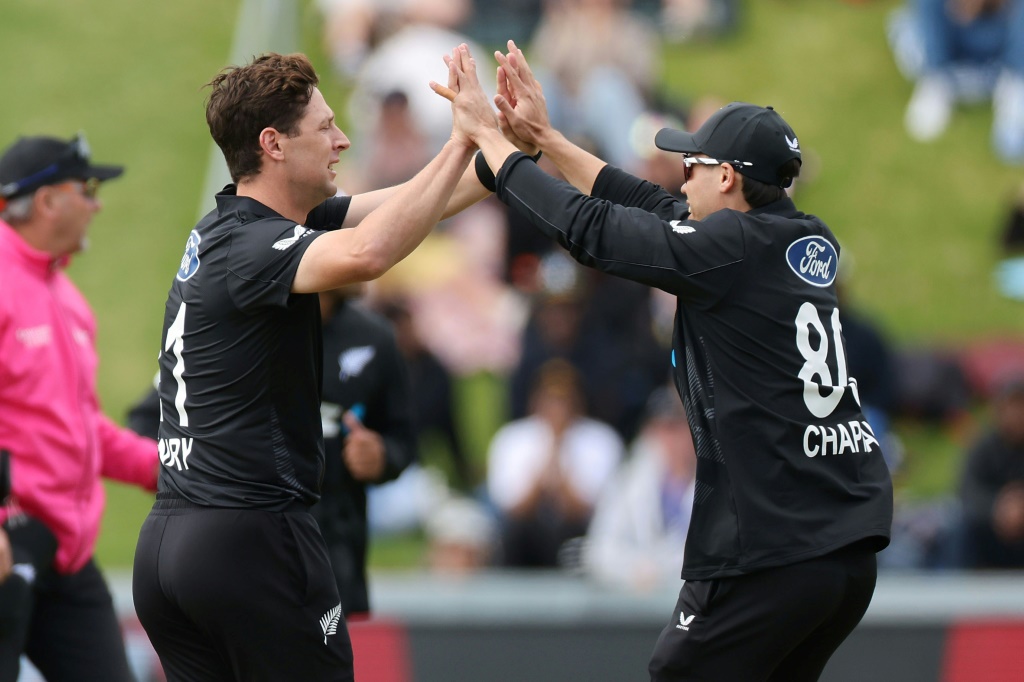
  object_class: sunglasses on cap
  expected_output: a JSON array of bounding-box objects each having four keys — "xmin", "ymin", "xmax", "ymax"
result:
[{"xmin": 681, "ymin": 154, "xmax": 753, "ymax": 183}]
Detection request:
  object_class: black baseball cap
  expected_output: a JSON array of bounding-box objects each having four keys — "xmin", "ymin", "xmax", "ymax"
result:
[
  {"xmin": 654, "ymin": 102, "xmax": 802, "ymax": 188},
  {"xmin": 0, "ymin": 134, "xmax": 124, "ymax": 200}
]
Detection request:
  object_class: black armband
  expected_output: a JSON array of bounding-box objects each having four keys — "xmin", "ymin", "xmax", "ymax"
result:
[
  {"xmin": 475, "ymin": 150, "xmax": 497, "ymax": 192},
  {"xmin": 475, "ymin": 149, "xmax": 542, "ymax": 193}
]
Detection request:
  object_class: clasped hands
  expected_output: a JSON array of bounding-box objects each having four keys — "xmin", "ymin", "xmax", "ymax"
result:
[{"xmin": 429, "ymin": 40, "xmax": 548, "ymax": 156}]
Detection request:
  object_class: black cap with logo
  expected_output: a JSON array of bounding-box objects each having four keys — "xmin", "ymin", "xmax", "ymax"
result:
[
  {"xmin": 654, "ymin": 102, "xmax": 802, "ymax": 188},
  {"xmin": 0, "ymin": 134, "xmax": 124, "ymax": 201}
]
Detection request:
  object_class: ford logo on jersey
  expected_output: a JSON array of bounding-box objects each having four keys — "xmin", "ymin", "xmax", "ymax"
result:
[
  {"xmin": 177, "ymin": 230, "xmax": 201, "ymax": 281},
  {"xmin": 786, "ymin": 236, "xmax": 837, "ymax": 288}
]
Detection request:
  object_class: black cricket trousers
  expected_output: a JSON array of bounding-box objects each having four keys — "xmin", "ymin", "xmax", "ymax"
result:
[{"xmin": 649, "ymin": 539, "xmax": 878, "ymax": 682}]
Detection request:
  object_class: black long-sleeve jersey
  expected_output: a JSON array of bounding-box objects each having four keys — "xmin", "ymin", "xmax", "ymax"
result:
[
  {"xmin": 496, "ymin": 153, "xmax": 893, "ymax": 580},
  {"xmin": 311, "ymin": 298, "xmax": 417, "ymax": 615},
  {"xmin": 154, "ymin": 187, "xmax": 350, "ymax": 510}
]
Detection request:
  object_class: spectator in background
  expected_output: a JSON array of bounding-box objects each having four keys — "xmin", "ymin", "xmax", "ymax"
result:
[
  {"xmin": 836, "ymin": 254, "xmax": 901, "ymax": 472},
  {"xmin": 318, "ymin": 0, "xmax": 472, "ymax": 78},
  {"xmin": 424, "ymin": 495, "xmax": 498, "ymax": 574},
  {"xmin": 313, "ymin": 284, "xmax": 418, "ymax": 617},
  {"xmin": 995, "ymin": 180, "xmax": 1024, "ymax": 300},
  {"xmin": 0, "ymin": 134, "xmax": 159, "ymax": 682},
  {"xmin": 329, "ymin": 0, "xmax": 495, "ymax": 157},
  {"xmin": 380, "ymin": 297, "xmax": 473, "ymax": 488},
  {"xmin": 354, "ymin": 90, "xmax": 432, "ymax": 193},
  {"xmin": 530, "ymin": 0, "xmax": 659, "ymax": 170},
  {"xmin": 660, "ymin": 0, "xmax": 739, "ymax": 43},
  {"xmin": 893, "ymin": 0, "xmax": 1024, "ymax": 163},
  {"xmin": 487, "ymin": 359, "xmax": 623, "ymax": 567},
  {"xmin": 509, "ymin": 249, "xmax": 666, "ymax": 441},
  {"xmin": 585, "ymin": 387, "xmax": 696, "ymax": 591},
  {"xmin": 958, "ymin": 374, "xmax": 1024, "ymax": 568}
]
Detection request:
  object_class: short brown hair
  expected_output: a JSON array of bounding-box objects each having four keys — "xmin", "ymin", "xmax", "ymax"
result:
[
  {"xmin": 740, "ymin": 158, "xmax": 802, "ymax": 208},
  {"xmin": 204, "ymin": 53, "xmax": 319, "ymax": 183}
]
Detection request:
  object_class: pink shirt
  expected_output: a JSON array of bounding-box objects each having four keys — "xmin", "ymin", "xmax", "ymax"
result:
[{"xmin": 0, "ymin": 220, "xmax": 157, "ymax": 574}]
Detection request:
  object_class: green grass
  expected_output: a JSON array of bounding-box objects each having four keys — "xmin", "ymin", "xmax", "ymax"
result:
[{"xmin": 4, "ymin": 0, "xmax": 1022, "ymax": 568}]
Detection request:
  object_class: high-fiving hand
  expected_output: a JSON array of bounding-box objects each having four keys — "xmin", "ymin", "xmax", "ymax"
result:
[
  {"xmin": 430, "ymin": 43, "xmax": 501, "ymax": 149},
  {"xmin": 493, "ymin": 40, "xmax": 551, "ymax": 153}
]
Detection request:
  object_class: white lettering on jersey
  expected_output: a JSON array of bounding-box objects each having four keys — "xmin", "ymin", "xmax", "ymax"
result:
[
  {"xmin": 803, "ymin": 421, "xmax": 878, "ymax": 458},
  {"xmin": 272, "ymin": 225, "xmax": 313, "ymax": 251},
  {"xmin": 159, "ymin": 437, "xmax": 194, "ymax": 471},
  {"xmin": 320, "ymin": 402, "xmax": 342, "ymax": 438}
]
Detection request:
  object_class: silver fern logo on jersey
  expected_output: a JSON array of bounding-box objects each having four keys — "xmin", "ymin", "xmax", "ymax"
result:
[
  {"xmin": 320, "ymin": 602, "xmax": 342, "ymax": 644},
  {"xmin": 786, "ymin": 236, "xmax": 837, "ymax": 288},
  {"xmin": 670, "ymin": 220, "xmax": 696, "ymax": 235},
  {"xmin": 273, "ymin": 225, "xmax": 312, "ymax": 250},
  {"xmin": 339, "ymin": 346, "xmax": 376, "ymax": 380},
  {"xmin": 177, "ymin": 230, "xmax": 201, "ymax": 281}
]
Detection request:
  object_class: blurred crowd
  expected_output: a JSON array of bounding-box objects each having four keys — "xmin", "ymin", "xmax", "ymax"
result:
[{"xmin": 295, "ymin": 0, "xmax": 1024, "ymax": 586}]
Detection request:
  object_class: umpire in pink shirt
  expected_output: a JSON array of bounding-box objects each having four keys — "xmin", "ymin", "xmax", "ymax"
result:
[{"xmin": 0, "ymin": 134, "xmax": 159, "ymax": 682}]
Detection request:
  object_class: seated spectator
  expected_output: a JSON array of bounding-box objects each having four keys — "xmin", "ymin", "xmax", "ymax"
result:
[
  {"xmin": 487, "ymin": 360, "xmax": 623, "ymax": 567},
  {"xmin": 584, "ymin": 387, "xmax": 696, "ymax": 591},
  {"xmin": 336, "ymin": 0, "xmax": 493, "ymax": 156},
  {"xmin": 424, "ymin": 495, "xmax": 498, "ymax": 575},
  {"xmin": 958, "ymin": 374, "xmax": 1024, "ymax": 568},
  {"xmin": 509, "ymin": 251, "xmax": 663, "ymax": 441},
  {"xmin": 996, "ymin": 180, "xmax": 1024, "ymax": 300},
  {"xmin": 379, "ymin": 297, "xmax": 473, "ymax": 488},
  {"xmin": 660, "ymin": 0, "xmax": 739, "ymax": 43},
  {"xmin": 890, "ymin": 0, "xmax": 1024, "ymax": 163},
  {"xmin": 318, "ymin": 0, "xmax": 472, "ymax": 78},
  {"xmin": 836, "ymin": 255, "xmax": 902, "ymax": 471},
  {"xmin": 530, "ymin": 0, "xmax": 659, "ymax": 170}
]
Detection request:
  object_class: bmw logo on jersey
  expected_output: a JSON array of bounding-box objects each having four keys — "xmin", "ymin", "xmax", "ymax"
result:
[
  {"xmin": 177, "ymin": 230, "xmax": 201, "ymax": 281},
  {"xmin": 786, "ymin": 235, "xmax": 837, "ymax": 288}
]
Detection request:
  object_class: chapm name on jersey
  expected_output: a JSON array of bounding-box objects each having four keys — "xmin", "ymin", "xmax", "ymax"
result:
[
  {"xmin": 803, "ymin": 420, "xmax": 878, "ymax": 458},
  {"xmin": 159, "ymin": 437, "xmax": 193, "ymax": 471}
]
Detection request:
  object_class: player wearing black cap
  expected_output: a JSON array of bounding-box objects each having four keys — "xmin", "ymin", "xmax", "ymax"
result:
[
  {"xmin": 131, "ymin": 48, "xmax": 505, "ymax": 682},
  {"xmin": 450, "ymin": 42, "xmax": 893, "ymax": 681}
]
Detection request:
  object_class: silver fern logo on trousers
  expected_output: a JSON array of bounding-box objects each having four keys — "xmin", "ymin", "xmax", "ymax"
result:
[{"xmin": 320, "ymin": 602, "xmax": 342, "ymax": 644}]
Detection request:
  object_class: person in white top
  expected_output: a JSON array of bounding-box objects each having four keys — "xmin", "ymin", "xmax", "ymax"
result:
[
  {"xmin": 487, "ymin": 359, "xmax": 623, "ymax": 567},
  {"xmin": 585, "ymin": 386, "xmax": 697, "ymax": 591}
]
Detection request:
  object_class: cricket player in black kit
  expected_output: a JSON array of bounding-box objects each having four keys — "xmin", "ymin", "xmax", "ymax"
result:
[
  {"xmin": 132, "ymin": 49, "xmax": 501, "ymax": 681},
  {"xmin": 313, "ymin": 286, "xmax": 418, "ymax": 616},
  {"xmin": 456, "ymin": 43, "xmax": 894, "ymax": 681}
]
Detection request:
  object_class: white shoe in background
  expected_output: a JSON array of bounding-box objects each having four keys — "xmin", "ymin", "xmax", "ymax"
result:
[
  {"xmin": 993, "ymin": 70, "xmax": 1024, "ymax": 164},
  {"xmin": 905, "ymin": 74, "xmax": 955, "ymax": 142}
]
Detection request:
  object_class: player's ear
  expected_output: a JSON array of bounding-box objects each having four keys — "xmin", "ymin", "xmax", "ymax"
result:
[
  {"xmin": 720, "ymin": 163, "xmax": 738, "ymax": 193},
  {"xmin": 259, "ymin": 128, "xmax": 286, "ymax": 161}
]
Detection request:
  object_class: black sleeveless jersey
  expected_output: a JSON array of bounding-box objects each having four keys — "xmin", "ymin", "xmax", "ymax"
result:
[
  {"xmin": 155, "ymin": 187, "xmax": 350, "ymax": 510},
  {"xmin": 496, "ymin": 155, "xmax": 893, "ymax": 580}
]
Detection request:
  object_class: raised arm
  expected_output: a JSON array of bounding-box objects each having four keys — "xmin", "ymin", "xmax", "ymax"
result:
[
  {"xmin": 341, "ymin": 162, "xmax": 488, "ymax": 229},
  {"xmin": 489, "ymin": 41, "xmax": 607, "ymax": 195},
  {"xmin": 292, "ymin": 46, "xmax": 486, "ymax": 294}
]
